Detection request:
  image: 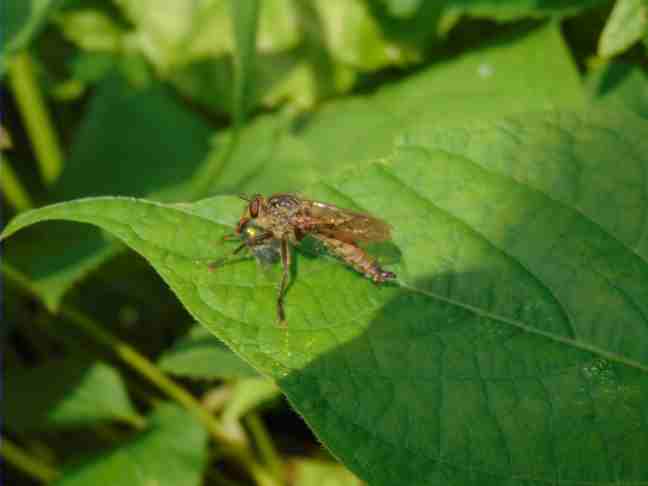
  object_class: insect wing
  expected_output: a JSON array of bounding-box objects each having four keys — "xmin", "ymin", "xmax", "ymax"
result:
[{"xmin": 305, "ymin": 200, "xmax": 392, "ymax": 243}]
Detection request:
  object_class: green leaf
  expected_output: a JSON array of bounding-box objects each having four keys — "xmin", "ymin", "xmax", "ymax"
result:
[
  {"xmin": 376, "ymin": 0, "xmax": 424, "ymax": 17},
  {"xmin": 586, "ymin": 62, "xmax": 648, "ymax": 120},
  {"xmin": 441, "ymin": 0, "xmax": 606, "ymax": 20},
  {"xmin": 222, "ymin": 378, "xmax": 280, "ymax": 424},
  {"xmin": 289, "ymin": 458, "xmax": 363, "ymax": 486},
  {"xmin": 3, "ymin": 223, "xmax": 123, "ymax": 312},
  {"xmin": 312, "ymin": 0, "xmax": 421, "ymax": 70},
  {"xmin": 158, "ymin": 324, "xmax": 259, "ymax": 379},
  {"xmin": 5, "ymin": 358, "xmax": 140, "ymax": 431},
  {"xmin": 211, "ymin": 23, "xmax": 584, "ymax": 195},
  {"xmin": 54, "ymin": 9, "xmax": 126, "ymax": 52},
  {"xmin": 54, "ymin": 403, "xmax": 208, "ymax": 486},
  {"xmin": 4, "ymin": 74, "xmax": 213, "ymax": 311},
  {"xmin": 1, "ymin": 0, "xmax": 63, "ymax": 72},
  {"xmin": 3, "ymin": 108, "xmax": 648, "ymax": 485},
  {"xmin": 598, "ymin": 0, "xmax": 648, "ymax": 58}
]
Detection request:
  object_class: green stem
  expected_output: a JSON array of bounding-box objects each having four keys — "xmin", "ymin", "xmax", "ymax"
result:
[
  {"xmin": 0, "ymin": 153, "xmax": 34, "ymax": 211},
  {"xmin": 7, "ymin": 51, "xmax": 64, "ymax": 185},
  {"xmin": 191, "ymin": 132, "xmax": 239, "ymax": 199},
  {"xmin": 2, "ymin": 264, "xmax": 279, "ymax": 486},
  {"xmin": 245, "ymin": 413, "xmax": 284, "ymax": 482},
  {"xmin": 0, "ymin": 438, "xmax": 60, "ymax": 483},
  {"xmin": 190, "ymin": 0, "xmax": 259, "ymax": 199}
]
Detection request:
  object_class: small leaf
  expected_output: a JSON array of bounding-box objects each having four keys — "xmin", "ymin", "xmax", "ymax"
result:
[
  {"xmin": 5, "ymin": 358, "xmax": 140, "ymax": 431},
  {"xmin": 288, "ymin": 458, "xmax": 364, "ymax": 486},
  {"xmin": 442, "ymin": 0, "xmax": 606, "ymax": 20},
  {"xmin": 313, "ymin": 0, "xmax": 420, "ymax": 70},
  {"xmin": 377, "ymin": 0, "xmax": 424, "ymax": 17},
  {"xmin": 54, "ymin": 403, "xmax": 207, "ymax": 486},
  {"xmin": 158, "ymin": 324, "xmax": 259, "ymax": 380},
  {"xmin": 222, "ymin": 378, "xmax": 280, "ymax": 424},
  {"xmin": 598, "ymin": 0, "xmax": 648, "ymax": 58},
  {"xmin": 54, "ymin": 9, "xmax": 126, "ymax": 52},
  {"xmin": 586, "ymin": 62, "xmax": 648, "ymax": 120},
  {"xmin": 3, "ymin": 108, "xmax": 648, "ymax": 485}
]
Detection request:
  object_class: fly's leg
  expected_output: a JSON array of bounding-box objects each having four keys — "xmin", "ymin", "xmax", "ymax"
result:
[
  {"xmin": 209, "ymin": 232, "xmax": 273, "ymax": 270},
  {"xmin": 277, "ymin": 237, "xmax": 291, "ymax": 325},
  {"xmin": 208, "ymin": 242, "xmax": 247, "ymax": 270}
]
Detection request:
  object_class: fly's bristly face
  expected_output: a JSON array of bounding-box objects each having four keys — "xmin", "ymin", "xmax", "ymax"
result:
[{"xmin": 238, "ymin": 219, "xmax": 280, "ymax": 265}]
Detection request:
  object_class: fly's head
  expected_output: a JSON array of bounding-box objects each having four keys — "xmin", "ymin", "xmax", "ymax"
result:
[{"xmin": 235, "ymin": 193, "xmax": 265, "ymax": 236}]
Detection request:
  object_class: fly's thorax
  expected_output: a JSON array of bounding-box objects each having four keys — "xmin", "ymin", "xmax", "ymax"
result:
[
  {"xmin": 267, "ymin": 193, "xmax": 300, "ymax": 210},
  {"xmin": 265, "ymin": 194, "xmax": 302, "ymax": 221}
]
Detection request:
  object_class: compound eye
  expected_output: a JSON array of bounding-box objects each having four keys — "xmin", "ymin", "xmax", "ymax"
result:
[{"xmin": 249, "ymin": 197, "xmax": 261, "ymax": 217}]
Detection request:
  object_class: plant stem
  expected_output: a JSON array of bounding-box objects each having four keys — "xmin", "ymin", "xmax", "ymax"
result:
[
  {"xmin": 190, "ymin": 0, "xmax": 259, "ymax": 199},
  {"xmin": 245, "ymin": 413, "xmax": 284, "ymax": 481},
  {"xmin": 0, "ymin": 153, "xmax": 34, "ymax": 211},
  {"xmin": 7, "ymin": 51, "xmax": 64, "ymax": 185},
  {"xmin": 2, "ymin": 264, "xmax": 281, "ymax": 486},
  {"xmin": 0, "ymin": 438, "xmax": 60, "ymax": 483},
  {"xmin": 191, "ymin": 132, "xmax": 239, "ymax": 199}
]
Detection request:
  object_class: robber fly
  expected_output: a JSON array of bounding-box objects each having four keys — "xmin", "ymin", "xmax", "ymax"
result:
[{"xmin": 214, "ymin": 193, "xmax": 396, "ymax": 324}]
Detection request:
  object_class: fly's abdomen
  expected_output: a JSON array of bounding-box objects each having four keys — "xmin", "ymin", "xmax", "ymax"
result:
[{"xmin": 314, "ymin": 235, "xmax": 395, "ymax": 283}]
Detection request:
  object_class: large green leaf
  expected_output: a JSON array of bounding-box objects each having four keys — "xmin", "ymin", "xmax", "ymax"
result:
[
  {"xmin": 5, "ymin": 358, "xmax": 140, "ymax": 431},
  {"xmin": 54, "ymin": 404, "xmax": 207, "ymax": 486},
  {"xmin": 3, "ymin": 108, "xmax": 648, "ymax": 485}
]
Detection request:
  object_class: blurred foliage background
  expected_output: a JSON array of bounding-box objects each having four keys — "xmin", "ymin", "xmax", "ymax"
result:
[{"xmin": 2, "ymin": 1, "xmax": 648, "ymax": 485}]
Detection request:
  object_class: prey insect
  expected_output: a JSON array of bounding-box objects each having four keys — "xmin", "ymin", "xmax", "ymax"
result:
[{"xmin": 213, "ymin": 193, "xmax": 396, "ymax": 324}]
